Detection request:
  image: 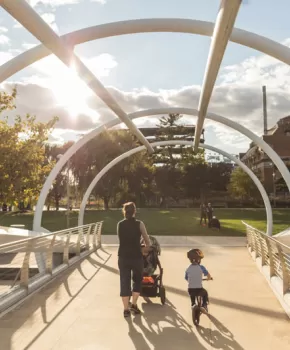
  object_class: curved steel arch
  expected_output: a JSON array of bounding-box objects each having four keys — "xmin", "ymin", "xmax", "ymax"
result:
[
  {"xmin": 1, "ymin": 18, "xmax": 290, "ymax": 83},
  {"xmin": 78, "ymin": 141, "xmax": 273, "ymax": 236},
  {"xmin": 33, "ymin": 107, "xmax": 289, "ymax": 233}
]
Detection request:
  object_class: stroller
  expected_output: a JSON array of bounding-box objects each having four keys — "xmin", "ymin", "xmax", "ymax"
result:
[{"xmin": 140, "ymin": 235, "xmax": 166, "ymax": 305}]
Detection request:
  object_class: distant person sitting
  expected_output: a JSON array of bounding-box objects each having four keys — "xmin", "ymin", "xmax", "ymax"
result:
[{"xmin": 208, "ymin": 216, "xmax": 221, "ymax": 230}]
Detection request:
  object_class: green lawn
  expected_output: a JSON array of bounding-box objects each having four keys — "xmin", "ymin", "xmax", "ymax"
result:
[{"xmin": 0, "ymin": 208, "xmax": 289, "ymax": 236}]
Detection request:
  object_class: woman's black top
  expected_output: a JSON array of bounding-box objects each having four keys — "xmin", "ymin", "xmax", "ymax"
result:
[{"xmin": 117, "ymin": 218, "xmax": 142, "ymax": 259}]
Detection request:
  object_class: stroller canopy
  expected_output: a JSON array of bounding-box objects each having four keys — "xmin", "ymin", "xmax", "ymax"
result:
[{"xmin": 142, "ymin": 235, "xmax": 161, "ymax": 276}]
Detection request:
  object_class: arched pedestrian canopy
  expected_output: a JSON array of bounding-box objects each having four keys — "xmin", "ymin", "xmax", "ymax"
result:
[
  {"xmin": 32, "ymin": 108, "xmax": 288, "ymax": 236},
  {"xmin": 0, "ymin": 1, "xmax": 288, "ymax": 239}
]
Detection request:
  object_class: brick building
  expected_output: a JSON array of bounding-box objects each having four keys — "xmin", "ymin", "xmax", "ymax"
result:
[{"xmin": 240, "ymin": 116, "xmax": 290, "ymax": 194}]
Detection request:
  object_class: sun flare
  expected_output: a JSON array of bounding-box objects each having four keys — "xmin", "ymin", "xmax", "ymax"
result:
[{"xmin": 51, "ymin": 63, "xmax": 93, "ymax": 117}]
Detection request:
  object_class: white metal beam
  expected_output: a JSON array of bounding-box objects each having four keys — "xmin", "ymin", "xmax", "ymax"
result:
[
  {"xmin": 193, "ymin": 0, "xmax": 242, "ymax": 152},
  {"xmin": 2, "ymin": 19, "xmax": 290, "ymax": 84},
  {"xmin": 0, "ymin": 0, "xmax": 154, "ymax": 153}
]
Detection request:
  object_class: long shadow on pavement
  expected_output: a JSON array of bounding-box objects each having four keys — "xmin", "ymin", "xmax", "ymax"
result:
[
  {"xmin": 197, "ymin": 315, "xmax": 245, "ymax": 350},
  {"xmin": 126, "ymin": 299, "xmax": 208, "ymax": 350},
  {"xmin": 90, "ymin": 256, "xmax": 288, "ymax": 320}
]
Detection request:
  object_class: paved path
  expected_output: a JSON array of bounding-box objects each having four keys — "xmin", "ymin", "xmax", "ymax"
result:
[{"xmin": 0, "ymin": 242, "xmax": 289, "ymax": 349}]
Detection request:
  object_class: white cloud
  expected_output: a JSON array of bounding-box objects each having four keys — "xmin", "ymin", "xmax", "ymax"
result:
[
  {"xmin": 84, "ymin": 54, "xmax": 118, "ymax": 77},
  {"xmin": 1, "ymin": 38, "xmax": 290, "ymax": 150},
  {"xmin": 0, "ymin": 35, "xmax": 10, "ymax": 45},
  {"xmin": 90, "ymin": 0, "xmax": 107, "ymax": 4},
  {"xmin": 22, "ymin": 43, "xmax": 38, "ymax": 50},
  {"xmin": 0, "ymin": 51, "xmax": 14, "ymax": 65},
  {"xmin": 13, "ymin": 21, "xmax": 23, "ymax": 29},
  {"xmin": 41, "ymin": 12, "xmax": 59, "ymax": 32},
  {"xmin": 27, "ymin": 0, "xmax": 82, "ymax": 7},
  {"xmin": 0, "ymin": 28, "xmax": 10, "ymax": 46},
  {"xmin": 0, "ymin": 27, "xmax": 8, "ymax": 33}
]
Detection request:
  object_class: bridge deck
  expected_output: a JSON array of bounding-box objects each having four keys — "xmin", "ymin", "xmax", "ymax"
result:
[{"xmin": 0, "ymin": 239, "xmax": 289, "ymax": 350}]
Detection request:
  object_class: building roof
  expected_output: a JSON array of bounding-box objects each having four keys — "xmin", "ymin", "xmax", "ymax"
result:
[{"xmin": 265, "ymin": 115, "xmax": 290, "ymax": 135}]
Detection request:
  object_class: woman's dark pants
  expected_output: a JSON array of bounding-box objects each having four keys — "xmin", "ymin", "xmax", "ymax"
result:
[{"xmin": 118, "ymin": 257, "xmax": 144, "ymax": 297}]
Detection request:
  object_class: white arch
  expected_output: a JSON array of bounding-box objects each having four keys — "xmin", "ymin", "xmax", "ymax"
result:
[
  {"xmin": 78, "ymin": 141, "xmax": 273, "ymax": 236},
  {"xmin": 1, "ymin": 18, "xmax": 290, "ymax": 83},
  {"xmin": 33, "ymin": 108, "xmax": 290, "ymax": 232}
]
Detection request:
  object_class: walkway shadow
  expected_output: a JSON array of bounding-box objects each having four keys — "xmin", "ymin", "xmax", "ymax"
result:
[
  {"xmin": 197, "ymin": 315, "xmax": 245, "ymax": 350},
  {"xmin": 0, "ymin": 250, "xmax": 111, "ymax": 350},
  {"xmin": 126, "ymin": 300, "xmax": 208, "ymax": 350},
  {"xmin": 166, "ymin": 285, "xmax": 288, "ymax": 320}
]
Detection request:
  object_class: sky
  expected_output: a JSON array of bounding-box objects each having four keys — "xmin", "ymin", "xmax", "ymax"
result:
[{"xmin": 1, "ymin": 0, "xmax": 290, "ymax": 156}]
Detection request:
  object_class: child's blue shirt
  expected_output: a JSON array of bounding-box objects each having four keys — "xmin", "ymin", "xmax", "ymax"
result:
[{"xmin": 185, "ymin": 263, "xmax": 209, "ymax": 289}]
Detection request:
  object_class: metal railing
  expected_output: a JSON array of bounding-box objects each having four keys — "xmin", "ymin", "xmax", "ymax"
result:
[
  {"xmin": 243, "ymin": 222, "xmax": 290, "ymax": 295},
  {"xmin": 0, "ymin": 221, "xmax": 102, "ymax": 315}
]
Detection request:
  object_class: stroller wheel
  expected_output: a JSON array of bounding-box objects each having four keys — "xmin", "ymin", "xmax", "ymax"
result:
[{"xmin": 160, "ymin": 286, "xmax": 166, "ymax": 305}]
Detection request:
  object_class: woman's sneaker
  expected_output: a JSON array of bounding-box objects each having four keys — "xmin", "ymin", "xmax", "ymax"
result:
[
  {"xmin": 123, "ymin": 309, "xmax": 131, "ymax": 317},
  {"xmin": 130, "ymin": 304, "xmax": 141, "ymax": 315}
]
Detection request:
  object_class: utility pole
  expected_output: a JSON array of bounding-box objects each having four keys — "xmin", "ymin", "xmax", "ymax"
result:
[{"xmin": 262, "ymin": 85, "xmax": 268, "ymax": 135}]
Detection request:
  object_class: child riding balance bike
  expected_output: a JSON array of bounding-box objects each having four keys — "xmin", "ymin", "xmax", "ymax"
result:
[{"xmin": 185, "ymin": 248, "xmax": 213, "ymax": 325}]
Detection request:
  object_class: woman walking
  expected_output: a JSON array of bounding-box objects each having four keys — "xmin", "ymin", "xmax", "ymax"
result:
[{"xmin": 117, "ymin": 202, "xmax": 151, "ymax": 317}]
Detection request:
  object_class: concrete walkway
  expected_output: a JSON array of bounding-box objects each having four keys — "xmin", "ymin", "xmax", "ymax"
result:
[
  {"xmin": 0, "ymin": 241, "xmax": 289, "ymax": 349},
  {"xmin": 102, "ymin": 235, "xmax": 247, "ymax": 246}
]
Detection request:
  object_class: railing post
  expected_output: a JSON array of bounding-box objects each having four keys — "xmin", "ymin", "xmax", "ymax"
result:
[
  {"xmin": 266, "ymin": 238, "xmax": 275, "ymax": 278},
  {"xmin": 46, "ymin": 234, "xmax": 56, "ymax": 274},
  {"xmin": 260, "ymin": 236, "xmax": 267, "ymax": 266},
  {"xmin": 96, "ymin": 222, "xmax": 103, "ymax": 248},
  {"xmin": 76, "ymin": 228, "xmax": 82, "ymax": 256},
  {"xmin": 20, "ymin": 240, "xmax": 33, "ymax": 288},
  {"xmin": 63, "ymin": 231, "xmax": 72, "ymax": 265},
  {"xmin": 247, "ymin": 227, "xmax": 255, "ymax": 254},
  {"xmin": 86, "ymin": 224, "xmax": 92, "ymax": 250},
  {"xmin": 276, "ymin": 244, "xmax": 290, "ymax": 294},
  {"xmin": 246, "ymin": 226, "xmax": 252, "ymax": 250},
  {"xmin": 250, "ymin": 228, "xmax": 258, "ymax": 259},
  {"xmin": 92, "ymin": 223, "xmax": 99, "ymax": 249}
]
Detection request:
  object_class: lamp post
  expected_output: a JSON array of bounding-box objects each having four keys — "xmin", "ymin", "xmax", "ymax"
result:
[{"xmin": 57, "ymin": 154, "xmax": 70, "ymax": 228}]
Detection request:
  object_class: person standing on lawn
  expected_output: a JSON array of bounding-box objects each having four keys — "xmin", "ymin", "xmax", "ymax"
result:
[
  {"xmin": 200, "ymin": 203, "xmax": 207, "ymax": 225},
  {"xmin": 207, "ymin": 203, "xmax": 213, "ymax": 222}
]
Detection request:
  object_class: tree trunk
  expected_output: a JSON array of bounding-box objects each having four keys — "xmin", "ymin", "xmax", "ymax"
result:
[
  {"xmin": 55, "ymin": 197, "xmax": 59, "ymax": 211},
  {"xmin": 103, "ymin": 196, "xmax": 109, "ymax": 210}
]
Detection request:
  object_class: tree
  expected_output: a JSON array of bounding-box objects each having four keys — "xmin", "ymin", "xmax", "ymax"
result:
[
  {"xmin": 71, "ymin": 129, "xmax": 139, "ymax": 209},
  {"xmin": 182, "ymin": 163, "xmax": 209, "ymax": 202},
  {"xmin": 228, "ymin": 167, "xmax": 260, "ymax": 200},
  {"xmin": 154, "ymin": 113, "xmax": 204, "ymax": 167},
  {"xmin": 44, "ymin": 143, "xmax": 73, "ymax": 210},
  {"xmin": 207, "ymin": 163, "xmax": 233, "ymax": 192},
  {"xmin": 121, "ymin": 151, "xmax": 156, "ymax": 207},
  {"xmin": 152, "ymin": 114, "xmax": 205, "ymax": 205},
  {"xmin": 0, "ymin": 89, "xmax": 58, "ymax": 207},
  {"xmin": 0, "ymin": 87, "xmax": 16, "ymax": 113}
]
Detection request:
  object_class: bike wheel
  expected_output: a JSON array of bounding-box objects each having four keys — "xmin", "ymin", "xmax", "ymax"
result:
[
  {"xmin": 191, "ymin": 305, "xmax": 199, "ymax": 326},
  {"xmin": 195, "ymin": 310, "xmax": 201, "ymax": 326}
]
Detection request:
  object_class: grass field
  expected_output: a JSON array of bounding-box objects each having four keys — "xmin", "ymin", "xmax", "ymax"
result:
[{"xmin": 0, "ymin": 208, "xmax": 289, "ymax": 236}]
